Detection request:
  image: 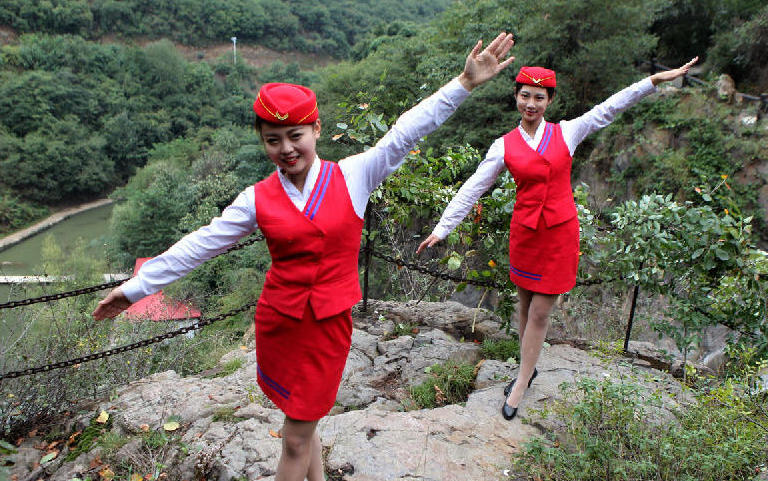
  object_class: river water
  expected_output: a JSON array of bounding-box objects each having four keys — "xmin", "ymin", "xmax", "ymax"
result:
[{"xmin": 0, "ymin": 203, "xmax": 115, "ymax": 307}]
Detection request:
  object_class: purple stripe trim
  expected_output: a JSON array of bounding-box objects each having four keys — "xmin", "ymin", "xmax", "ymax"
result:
[
  {"xmin": 308, "ymin": 163, "xmax": 333, "ymax": 220},
  {"xmin": 537, "ymin": 123, "xmax": 553, "ymax": 155},
  {"xmin": 304, "ymin": 162, "xmax": 331, "ymax": 218},
  {"xmin": 257, "ymin": 365, "xmax": 291, "ymax": 399},
  {"xmin": 510, "ymin": 265, "xmax": 542, "ymax": 281}
]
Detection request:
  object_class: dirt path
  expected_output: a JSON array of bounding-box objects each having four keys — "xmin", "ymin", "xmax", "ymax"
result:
[{"xmin": 0, "ymin": 198, "xmax": 113, "ymax": 253}]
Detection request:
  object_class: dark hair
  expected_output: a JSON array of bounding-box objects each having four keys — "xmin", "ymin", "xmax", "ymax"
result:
[
  {"xmin": 254, "ymin": 116, "xmax": 267, "ymax": 132},
  {"xmin": 514, "ymin": 82, "xmax": 556, "ymax": 99}
]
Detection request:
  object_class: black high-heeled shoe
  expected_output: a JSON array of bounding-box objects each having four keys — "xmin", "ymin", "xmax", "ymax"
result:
[
  {"xmin": 501, "ymin": 402, "xmax": 518, "ymax": 420},
  {"xmin": 503, "ymin": 367, "xmax": 538, "ymax": 397}
]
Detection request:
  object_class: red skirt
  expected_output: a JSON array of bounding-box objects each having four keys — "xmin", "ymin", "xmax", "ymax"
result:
[
  {"xmin": 508, "ymin": 215, "xmax": 579, "ymax": 295},
  {"xmin": 254, "ymin": 301, "xmax": 353, "ymax": 421}
]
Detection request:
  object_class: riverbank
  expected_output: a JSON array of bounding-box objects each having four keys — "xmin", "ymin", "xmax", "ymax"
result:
[{"xmin": 0, "ymin": 199, "xmax": 113, "ymax": 253}]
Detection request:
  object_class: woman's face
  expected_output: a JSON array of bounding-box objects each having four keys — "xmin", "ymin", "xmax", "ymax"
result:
[
  {"xmin": 260, "ymin": 120, "xmax": 321, "ymax": 178},
  {"xmin": 516, "ymin": 85, "xmax": 552, "ymax": 125}
]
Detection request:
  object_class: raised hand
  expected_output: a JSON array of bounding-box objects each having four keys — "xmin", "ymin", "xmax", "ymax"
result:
[
  {"xmin": 458, "ymin": 32, "xmax": 516, "ymax": 91},
  {"xmin": 92, "ymin": 287, "xmax": 132, "ymax": 320},
  {"xmin": 650, "ymin": 57, "xmax": 699, "ymax": 86}
]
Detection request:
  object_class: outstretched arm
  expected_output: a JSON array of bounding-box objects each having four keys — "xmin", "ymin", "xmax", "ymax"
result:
[
  {"xmin": 650, "ymin": 57, "xmax": 698, "ymax": 86},
  {"xmin": 339, "ymin": 32, "xmax": 515, "ymax": 211},
  {"xmin": 417, "ymin": 138, "xmax": 507, "ymax": 254},
  {"xmin": 561, "ymin": 57, "xmax": 700, "ymax": 154},
  {"xmin": 92, "ymin": 188, "xmax": 258, "ymax": 320}
]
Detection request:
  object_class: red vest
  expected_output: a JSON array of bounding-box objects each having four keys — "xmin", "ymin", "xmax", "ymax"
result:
[
  {"xmin": 254, "ymin": 160, "xmax": 364, "ymax": 320},
  {"xmin": 503, "ymin": 122, "xmax": 577, "ymax": 229}
]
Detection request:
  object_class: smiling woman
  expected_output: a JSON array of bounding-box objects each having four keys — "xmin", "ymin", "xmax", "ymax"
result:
[
  {"xmin": 92, "ymin": 32, "xmax": 517, "ymax": 481},
  {"xmin": 418, "ymin": 57, "xmax": 699, "ymax": 422}
]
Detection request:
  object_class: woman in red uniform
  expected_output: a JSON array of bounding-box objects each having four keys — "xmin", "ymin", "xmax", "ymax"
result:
[
  {"xmin": 93, "ymin": 33, "xmax": 516, "ymax": 481},
  {"xmin": 418, "ymin": 58, "xmax": 697, "ymax": 421}
]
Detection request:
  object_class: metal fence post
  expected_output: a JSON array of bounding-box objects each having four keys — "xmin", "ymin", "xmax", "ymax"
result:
[
  {"xmin": 623, "ymin": 260, "xmax": 643, "ymax": 353},
  {"xmin": 623, "ymin": 283, "xmax": 640, "ymax": 353}
]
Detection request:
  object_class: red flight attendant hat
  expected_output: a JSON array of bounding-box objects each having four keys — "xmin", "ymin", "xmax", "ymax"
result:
[
  {"xmin": 253, "ymin": 83, "xmax": 319, "ymax": 125},
  {"xmin": 516, "ymin": 66, "xmax": 557, "ymax": 88}
]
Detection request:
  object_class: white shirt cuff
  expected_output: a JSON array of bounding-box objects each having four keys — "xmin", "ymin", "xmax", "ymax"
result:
[{"xmin": 121, "ymin": 277, "xmax": 145, "ymax": 304}]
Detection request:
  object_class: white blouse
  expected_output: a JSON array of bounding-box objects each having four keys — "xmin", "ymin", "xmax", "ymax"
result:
[{"xmin": 431, "ymin": 77, "xmax": 657, "ymax": 240}]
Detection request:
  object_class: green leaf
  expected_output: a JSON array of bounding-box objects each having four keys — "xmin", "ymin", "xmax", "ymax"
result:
[
  {"xmin": 447, "ymin": 256, "xmax": 461, "ymax": 271},
  {"xmin": 40, "ymin": 452, "xmax": 57, "ymax": 464},
  {"xmin": 714, "ymin": 248, "xmax": 730, "ymax": 261},
  {"xmin": 0, "ymin": 439, "xmax": 16, "ymax": 455}
]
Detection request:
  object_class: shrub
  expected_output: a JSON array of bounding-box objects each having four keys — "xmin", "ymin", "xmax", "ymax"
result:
[{"xmin": 513, "ymin": 377, "xmax": 768, "ymax": 480}]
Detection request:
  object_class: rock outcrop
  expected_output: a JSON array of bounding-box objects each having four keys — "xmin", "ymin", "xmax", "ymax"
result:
[{"xmin": 10, "ymin": 300, "xmax": 691, "ymax": 481}]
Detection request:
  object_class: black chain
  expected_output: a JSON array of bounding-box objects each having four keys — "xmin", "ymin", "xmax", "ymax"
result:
[
  {"xmin": 0, "ymin": 279, "xmax": 126, "ymax": 310},
  {"xmin": 1, "ymin": 234, "xmax": 619, "ymax": 380},
  {"xmin": 0, "ymin": 300, "xmax": 259, "ymax": 381},
  {"xmin": 363, "ymin": 247, "xmax": 506, "ymax": 290},
  {"xmin": 0, "ymin": 234, "xmax": 265, "ymax": 310},
  {"xmin": 365, "ymin": 247, "xmax": 615, "ymax": 289}
]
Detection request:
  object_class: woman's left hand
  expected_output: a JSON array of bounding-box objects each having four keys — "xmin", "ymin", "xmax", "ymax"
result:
[
  {"xmin": 650, "ymin": 57, "xmax": 699, "ymax": 86},
  {"xmin": 458, "ymin": 32, "xmax": 516, "ymax": 91}
]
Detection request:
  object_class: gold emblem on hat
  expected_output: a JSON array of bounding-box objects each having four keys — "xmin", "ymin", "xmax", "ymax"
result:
[
  {"xmin": 520, "ymin": 71, "xmax": 554, "ymax": 86},
  {"xmin": 258, "ymin": 94, "xmax": 290, "ymax": 121}
]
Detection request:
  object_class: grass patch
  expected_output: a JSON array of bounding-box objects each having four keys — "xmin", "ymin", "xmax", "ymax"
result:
[
  {"xmin": 142, "ymin": 430, "xmax": 170, "ymax": 449},
  {"xmin": 96, "ymin": 431, "xmax": 130, "ymax": 457},
  {"xmin": 206, "ymin": 358, "xmax": 245, "ymax": 378},
  {"xmin": 212, "ymin": 406, "xmax": 239, "ymax": 423},
  {"xmin": 406, "ymin": 361, "xmax": 475, "ymax": 409},
  {"xmin": 65, "ymin": 413, "xmax": 112, "ymax": 461},
  {"xmin": 383, "ymin": 320, "xmax": 420, "ymax": 340},
  {"xmin": 480, "ymin": 337, "xmax": 520, "ymax": 362}
]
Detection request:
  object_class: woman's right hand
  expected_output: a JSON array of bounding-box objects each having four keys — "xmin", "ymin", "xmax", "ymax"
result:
[
  {"xmin": 458, "ymin": 32, "xmax": 516, "ymax": 92},
  {"xmin": 92, "ymin": 287, "xmax": 132, "ymax": 320},
  {"xmin": 416, "ymin": 234, "xmax": 442, "ymax": 255}
]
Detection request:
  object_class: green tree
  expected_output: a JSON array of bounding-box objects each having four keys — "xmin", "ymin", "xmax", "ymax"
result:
[
  {"xmin": 706, "ymin": 3, "xmax": 768, "ymax": 91},
  {"xmin": 1, "ymin": 117, "xmax": 112, "ymax": 202}
]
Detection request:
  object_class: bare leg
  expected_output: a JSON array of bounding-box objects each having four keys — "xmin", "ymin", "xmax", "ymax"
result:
[
  {"xmin": 505, "ymin": 291, "xmax": 557, "ymax": 408},
  {"xmin": 517, "ymin": 287, "xmax": 534, "ymax": 342},
  {"xmin": 276, "ymin": 417, "xmax": 319, "ymax": 481},
  {"xmin": 306, "ymin": 431, "xmax": 324, "ymax": 481}
]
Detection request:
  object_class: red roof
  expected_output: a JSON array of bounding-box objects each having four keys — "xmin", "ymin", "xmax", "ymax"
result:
[{"xmin": 123, "ymin": 258, "xmax": 202, "ymax": 321}]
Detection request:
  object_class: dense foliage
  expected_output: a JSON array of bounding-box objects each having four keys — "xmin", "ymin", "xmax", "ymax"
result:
[
  {"xmin": 0, "ymin": 35, "xmax": 252, "ymax": 206},
  {"xmin": 0, "ymin": 0, "xmax": 450, "ymax": 57},
  {"xmin": 706, "ymin": 3, "xmax": 768, "ymax": 91},
  {"xmin": 514, "ymin": 375, "xmax": 768, "ymax": 480},
  {"xmin": 652, "ymin": 0, "xmax": 768, "ymax": 67}
]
